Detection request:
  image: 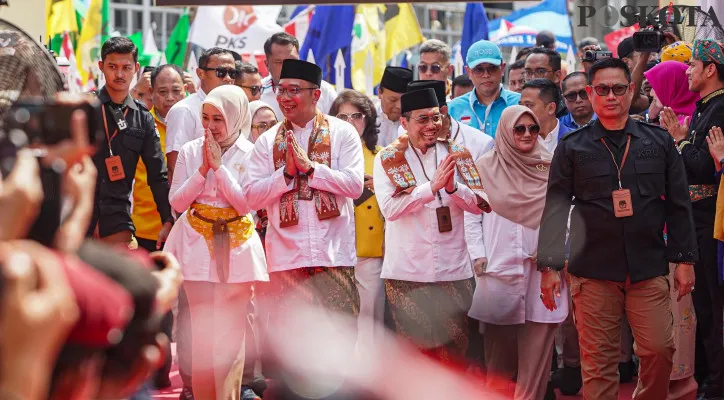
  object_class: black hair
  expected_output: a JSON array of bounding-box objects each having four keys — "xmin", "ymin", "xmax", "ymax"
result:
[
  {"xmin": 264, "ymin": 32, "xmax": 300, "ymax": 57},
  {"xmin": 516, "ymin": 47, "xmax": 534, "ymax": 61},
  {"xmin": 535, "ymin": 30, "xmax": 556, "ymax": 48},
  {"xmin": 198, "ymin": 47, "xmax": 234, "ymax": 69},
  {"xmin": 703, "ymin": 61, "xmax": 724, "ymax": 84},
  {"xmin": 329, "ymin": 89, "xmax": 379, "ymax": 153},
  {"xmin": 150, "ymin": 64, "xmax": 183, "ymax": 88},
  {"xmin": 521, "ymin": 78, "xmax": 561, "ymax": 106},
  {"xmin": 451, "ymin": 74, "xmax": 474, "ymax": 94},
  {"xmin": 101, "ymin": 37, "xmax": 137, "ymax": 62},
  {"xmin": 561, "ymin": 71, "xmax": 587, "ymax": 93},
  {"xmin": 235, "ymin": 61, "xmax": 259, "ymax": 80},
  {"xmin": 528, "ymin": 47, "xmax": 562, "ymax": 71},
  {"xmin": 588, "ymin": 57, "xmax": 632, "ymax": 85}
]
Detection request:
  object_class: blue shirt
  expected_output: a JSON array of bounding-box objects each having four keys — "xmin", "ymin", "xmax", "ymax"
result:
[
  {"xmin": 559, "ymin": 112, "xmax": 597, "ymax": 132},
  {"xmin": 448, "ymin": 85, "xmax": 521, "ymax": 138}
]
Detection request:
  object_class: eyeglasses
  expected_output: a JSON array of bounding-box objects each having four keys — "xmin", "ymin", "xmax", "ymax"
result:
[
  {"xmin": 251, "ymin": 121, "xmax": 277, "ymax": 131},
  {"xmin": 470, "ymin": 64, "xmax": 501, "ymax": 76},
  {"xmin": 410, "ymin": 113, "xmax": 443, "ymax": 125},
  {"xmin": 202, "ymin": 67, "xmax": 240, "ymax": 79},
  {"xmin": 592, "ymin": 84, "xmax": 629, "ymax": 97},
  {"xmin": 513, "ymin": 124, "xmax": 541, "ymax": 135},
  {"xmin": 563, "ymin": 89, "xmax": 589, "ymax": 102},
  {"xmin": 241, "ymin": 85, "xmax": 263, "ymax": 96},
  {"xmin": 336, "ymin": 112, "xmax": 365, "ymax": 122},
  {"xmin": 274, "ymin": 86, "xmax": 318, "ymax": 97},
  {"xmin": 417, "ymin": 63, "xmax": 445, "ymax": 74},
  {"xmin": 523, "ymin": 68, "xmax": 554, "ymax": 79}
]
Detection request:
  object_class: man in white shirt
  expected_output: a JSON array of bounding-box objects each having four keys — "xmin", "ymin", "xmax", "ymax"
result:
[
  {"xmin": 376, "ymin": 66, "xmax": 413, "ymax": 147},
  {"xmin": 243, "ymin": 59, "xmax": 364, "ymax": 379},
  {"xmin": 165, "ymin": 47, "xmax": 237, "ymax": 185},
  {"xmin": 373, "ymin": 88, "xmax": 490, "ymax": 360},
  {"xmin": 519, "ymin": 78, "xmax": 563, "ymax": 155},
  {"xmin": 260, "ymin": 32, "xmax": 337, "ymax": 118}
]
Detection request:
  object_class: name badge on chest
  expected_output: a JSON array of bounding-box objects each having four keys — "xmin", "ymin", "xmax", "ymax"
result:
[{"xmin": 612, "ymin": 189, "xmax": 633, "ymax": 218}]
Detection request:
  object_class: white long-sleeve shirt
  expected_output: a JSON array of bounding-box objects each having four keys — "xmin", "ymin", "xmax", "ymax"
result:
[
  {"xmin": 373, "ymin": 142, "xmax": 486, "ymax": 283},
  {"xmin": 165, "ymin": 89, "xmax": 206, "ymax": 154},
  {"xmin": 163, "ymin": 136, "xmax": 269, "ymax": 284},
  {"xmin": 260, "ymin": 75, "xmax": 337, "ymax": 119},
  {"xmin": 467, "ymin": 211, "xmax": 568, "ymax": 326},
  {"xmin": 376, "ymin": 103, "xmax": 402, "ymax": 147},
  {"xmin": 242, "ymin": 116, "xmax": 364, "ymax": 272}
]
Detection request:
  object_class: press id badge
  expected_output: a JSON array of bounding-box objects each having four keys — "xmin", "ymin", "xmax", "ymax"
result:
[
  {"xmin": 436, "ymin": 206, "xmax": 453, "ymax": 232},
  {"xmin": 105, "ymin": 155, "xmax": 126, "ymax": 181},
  {"xmin": 612, "ymin": 189, "xmax": 633, "ymax": 218}
]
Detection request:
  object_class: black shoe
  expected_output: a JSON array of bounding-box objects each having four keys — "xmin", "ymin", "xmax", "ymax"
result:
[
  {"xmin": 241, "ymin": 386, "xmax": 262, "ymax": 400},
  {"xmin": 619, "ymin": 361, "xmax": 635, "ymax": 383},
  {"xmin": 544, "ymin": 381, "xmax": 557, "ymax": 400},
  {"xmin": 178, "ymin": 387, "xmax": 194, "ymax": 400},
  {"xmin": 552, "ymin": 366, "xmax": 582, "ymax": 396}
]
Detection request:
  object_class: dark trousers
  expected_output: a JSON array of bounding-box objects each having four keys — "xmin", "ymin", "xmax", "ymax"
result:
[{"xmin": 692, "ymin": 226, "xmax": 724, "ymax": 389}]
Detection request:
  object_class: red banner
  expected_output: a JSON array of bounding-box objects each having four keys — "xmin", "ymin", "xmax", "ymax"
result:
[{"xmin": 604, "ymin": 24, "xmax": 639, "ymax": 58}]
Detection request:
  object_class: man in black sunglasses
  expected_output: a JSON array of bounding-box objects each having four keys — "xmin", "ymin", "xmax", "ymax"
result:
[
  {"xmin": 234, "ymin": 61, "xmax": 263, "ymax": 102},
  {"xmin": 538, "ymin": 57, "xmax": 697, "ymax": 400},
  {"xmin": 560, "ymin": 72, "xmax": 596, "ymax": 131}
]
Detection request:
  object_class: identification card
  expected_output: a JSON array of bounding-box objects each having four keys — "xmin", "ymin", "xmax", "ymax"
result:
[
  {"xmin": 297, "ymin": 175, "xmax": 313, "ymax": 200},
  {"xmin": 612, "ymin": 189, "xmax": 633, "ymax": 218},
  {"xmin": 105, "ymin": 155, "xmax": 126, "ymax": 181},
  {"xmin": 436, "ymin": 206, "xmax": 453, "ymax": 232}
]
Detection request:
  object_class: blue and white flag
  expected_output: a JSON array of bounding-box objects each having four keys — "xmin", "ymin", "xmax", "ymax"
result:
[{"xmin": 487, "ymin": 0, "xmax": 574, "ymax": 54}]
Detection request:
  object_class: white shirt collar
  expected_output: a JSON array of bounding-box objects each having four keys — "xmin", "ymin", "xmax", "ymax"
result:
[
  {"xmin": 291, "ymin": 118, "xmax": 315, "ymax": 131},
  {"xmin": 196, "ymin": 87, "xmax": 207, "ymax": 101}
]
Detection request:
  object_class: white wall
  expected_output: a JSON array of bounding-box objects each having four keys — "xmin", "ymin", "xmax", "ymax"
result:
[{"xmin": 0, "ymin": 0, "xmax": 46, "ymax": 42}]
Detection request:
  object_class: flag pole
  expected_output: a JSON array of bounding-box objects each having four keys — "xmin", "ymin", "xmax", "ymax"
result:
[{"xmin": 182, "ymin": 6, "xmax": 197, "ymax": 71}]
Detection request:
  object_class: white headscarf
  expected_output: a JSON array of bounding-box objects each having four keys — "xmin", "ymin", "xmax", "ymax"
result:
[
  {"xmin": 249, "ymin": 100, "xmax": 277, "ymax": 121},
  {"xmin": 201, "ymin": 85, "xmax": 252, "ymax": 149}
]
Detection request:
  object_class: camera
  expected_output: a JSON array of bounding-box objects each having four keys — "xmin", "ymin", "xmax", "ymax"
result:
[
  {"xmin": 582, "ymin": 50, "xmax": 612, "ymax": 63},
  {"xmin": 632, "ymin": 12, "xmax": 676, "ymax": 53}
]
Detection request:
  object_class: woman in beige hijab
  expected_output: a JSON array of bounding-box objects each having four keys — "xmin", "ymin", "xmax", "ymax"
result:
[
  {"xmin": 164, "ymin": 85, "xmax": 269, "ymax": 400},
  {"xmin": 468, "ymin": 105, "xmax": 568, "ymax": 400}
]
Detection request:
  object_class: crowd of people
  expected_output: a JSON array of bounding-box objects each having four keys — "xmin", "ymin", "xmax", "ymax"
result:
[{"xmin": 2, "ymin": 20, "xmax": 724, "ymax": 400}]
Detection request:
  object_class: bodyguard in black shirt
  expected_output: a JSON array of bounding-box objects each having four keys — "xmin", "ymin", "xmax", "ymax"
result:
[
  {"xmin": 537, "ymin": 58, "xmax": 697, "ymax": 399},
  {"xmin": 661, "ymin": 39, "xmax": 724, "ymax": 398},
  {"xmin": 91, "ymin": 37, "xmax": 173, "ymax": 245}
]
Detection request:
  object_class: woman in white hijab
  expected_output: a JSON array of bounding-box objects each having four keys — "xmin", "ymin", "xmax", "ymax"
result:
[
  {"xmin": 165, "ymin": 85, "xmax": 269, "ymax": 400},
  {"xmin": 249, "ymin": 100, "xmax": 278, "ymax": 143}
]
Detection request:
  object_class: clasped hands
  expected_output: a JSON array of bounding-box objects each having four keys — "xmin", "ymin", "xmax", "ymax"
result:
[
  {"xmin": 284, "ymin": 130, "xmax": 314, "ymax": 178},
  {"xmin": 430, "ymin": 155, "xmax": 456, "ymax": 193}
]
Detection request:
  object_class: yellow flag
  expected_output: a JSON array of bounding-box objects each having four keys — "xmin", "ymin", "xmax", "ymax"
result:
[
  {"xmin": 351, "ymin": 5, "xmax": 386, "ymax": 94},
  {"xmin": 46, "ymin": 0, "xmax": 78, "ymax": 38},
  {"xmin": 383, "ymin": 4, "xmax": 424, "ymax": 61},
  {"xmin": 75, "ymin": 0, "xmax": 105, "ymax": 84}
]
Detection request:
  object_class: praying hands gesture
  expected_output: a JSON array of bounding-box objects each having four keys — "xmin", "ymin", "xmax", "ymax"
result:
[
  {"xmin": 707, "ymin": 126, "xmax": 724, "ymax": 172},
  {"xmin": 660, "ymin": 107, "xmax": 690, "ymax": 142},
  {"xmin": 431, "ymin": 155, "xmax": 456, "ymax": 193},
  {"xmin": 286, "ymin": 131, "xmax": 314, "ymax": 174},
  {"xmin": 199, "ymin": 130, "xmax": 222, "ymax": 176}
]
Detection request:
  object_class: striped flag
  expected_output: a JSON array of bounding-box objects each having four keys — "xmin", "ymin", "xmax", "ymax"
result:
[
  {"xmin": 60, "ymin": 31, "xmax": 83, "ymax": 93},
  {"xmin": 283, "ymin": 6, "xmax": 314, "ymax": 48}
]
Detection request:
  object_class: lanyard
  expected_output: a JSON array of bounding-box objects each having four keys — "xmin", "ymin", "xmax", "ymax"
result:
[
  {"xmin": 599, "ymin": 135, "xmax": 631, "ymax": 190},
  {"xmin": 411, "ymin": 144, "xmax": 443, "ymax": 204},
  {"xmin": 450, "ymin": 118, "xmax": 461, "ymax": 141},
  {"xmin": 101, "ymin": 104, "xmax": 129, "ymax": 157}
]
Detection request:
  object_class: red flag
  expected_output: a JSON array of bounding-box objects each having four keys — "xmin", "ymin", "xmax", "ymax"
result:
[{"xmin": 604, "ymin": 24, "xmax": 639, "ymax": 58}]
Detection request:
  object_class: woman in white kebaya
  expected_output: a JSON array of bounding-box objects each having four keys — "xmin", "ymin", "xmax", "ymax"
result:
[
  {"xmin": 164, "ymin": 85, "xmax": 268, "ymax": 400},
  {"xmin": 468, "ymin": 105, "xmax": 568, "ymax": 400}
]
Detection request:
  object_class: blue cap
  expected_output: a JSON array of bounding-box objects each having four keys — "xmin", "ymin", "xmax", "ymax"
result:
[{"xmin": 466, "ymin": 40, "xmax": 503, "ymax": 69}]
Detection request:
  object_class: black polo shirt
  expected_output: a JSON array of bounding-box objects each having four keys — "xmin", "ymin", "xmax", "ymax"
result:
[
  {"xmin": 538, "ymin": 118, "xmax": 698, "ymax": 283},
  {"xmin": 91, "ymin": 87, "xmax": 172, "ymax": 237}
]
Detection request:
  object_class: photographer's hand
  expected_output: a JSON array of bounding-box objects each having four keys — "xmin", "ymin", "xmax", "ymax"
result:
[{"xmin": 0, "ymin": 150, "xmax": 43, "ymax": 241}]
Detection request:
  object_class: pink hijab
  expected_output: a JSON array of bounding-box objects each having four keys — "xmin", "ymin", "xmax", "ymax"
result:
[
  {"xmin": 476, "ymin": 105, "xmax": 551, "ymax": 229},
  {"xmin": 644, "ymin": 61, "xmax": 700, "ymax": 125}
]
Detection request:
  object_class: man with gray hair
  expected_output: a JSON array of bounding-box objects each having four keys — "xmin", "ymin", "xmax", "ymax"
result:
[{"xmin": 418, "ymin": 39, "xmax": 454, "ymax": 98}]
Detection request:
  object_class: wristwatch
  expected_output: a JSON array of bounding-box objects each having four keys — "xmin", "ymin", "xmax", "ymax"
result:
[
  {"xmin": 445, "ymin": 182, "xmax": 458, "ymax": 194},
  {"xmin": 301, "ymin": 163, "xmax": 316, "ymax": 177},
  {"xmin": 283, "ymin": 170, "xmax": 295, "ymax": 180}
]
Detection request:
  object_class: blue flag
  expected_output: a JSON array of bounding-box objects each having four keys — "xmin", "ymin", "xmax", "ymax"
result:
[
  {"xmin": 461, "ymin": 3, "xmax": 489, "ymax": 62},
  {"xmin": 288, "ymin": 5, "xmax": 308, "ymax": 20},
  {"xmin": 299, "ymin": 5, "xmax": 355, "ymax": 89}
]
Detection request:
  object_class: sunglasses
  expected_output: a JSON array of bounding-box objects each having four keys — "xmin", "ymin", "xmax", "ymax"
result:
[
  {"xmin": 513, "ymin": 124, "xmax": 541, "ymax": 135},
  {"xmin": 411, "ymin": 113, "xmax": 443, "ymax": 125},
  {"xmin": 202, "ymin": 67, "xmax": 240, "ymax": 79},
  {"xmin": 563, "ymin": 89, "xmax": 589, "ymax": 102},
  {"xmin": 470, "ymin": 64, "xmax": 501, "ymax": 76},
  {"xmin": 336, "ymin": 112, "xmax": 365, "ymax": 122},
  {"xmin": 417, "ymin": 63, "xmax": 445, "ymax": 74},
  {"xmin": 592, "ymin": 84, "xmax": 629, "ymax": 97},
  {"xmin": 241, "ymin": 85, "xmax": 263, "ymax": 96},
  {"xmin": 251, "ymin": 121, "xmax": 277, "ymax": 131}
]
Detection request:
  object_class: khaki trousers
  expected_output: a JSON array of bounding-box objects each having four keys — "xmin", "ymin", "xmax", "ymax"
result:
[
  {"xmin": 185, "ymin": 281, "xmax": 252, "ymax": 400},
  {"xmin": 484, "ymin": 321, "xmax": 558, "ymax": 400},
  {"xmin": 570, "ymin": 274, "xmax": 674, "ymax": 400}
]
